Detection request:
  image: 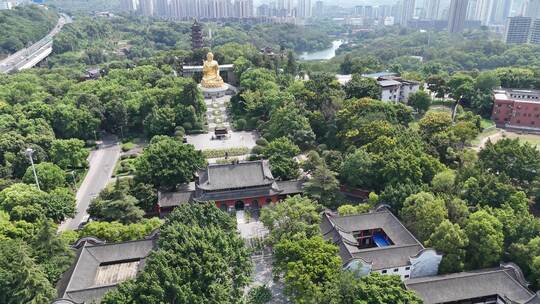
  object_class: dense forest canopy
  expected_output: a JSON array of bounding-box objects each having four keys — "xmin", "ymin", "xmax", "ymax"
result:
[
  {"xmin": 0, "ymin": 5, "xmax": 57, "ymax": 56},
  {"xmin": 307, "ymin": 27, "xmax": 540, "ymax": 77}
]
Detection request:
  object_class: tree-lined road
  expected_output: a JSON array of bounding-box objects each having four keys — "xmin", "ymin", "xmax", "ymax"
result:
[{"xmin": 59, "ymin": 137, "xmax": 121, "ymax": 231}]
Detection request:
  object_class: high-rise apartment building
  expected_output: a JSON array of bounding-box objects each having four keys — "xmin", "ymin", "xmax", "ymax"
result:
[
  {"xmin": 524, "ymin": 0, "xmax": 540, "ymax": 19},
  {"xmin": 155, "ymin": 0, "xmax": 169, "ymax": 17},
  {"xmin": 448, "ymin": 0, "xmax": 469, "ymax": 32},
  {"xmin": 505, "ymin": 16, "xmax": 532, "ymax": 44},
  {"xmin": 154, "ymin": 0, "xmax": 252, "ymax": 20},
  {"xmin": 400, "ymin": 0, "xmax": 416, "ymax": 25},
  {"xmin": 120, "ymin": 0, "xmax": 138, "ymax": 12},
  {"xmin": 139, "ymin": 0, "xmax": 154, "ymax": 16},
  {"xmin": 297, "ymin": 0, "xmax": 312, "ymax": 18},
  {"xmin": 475, "ymin": 0, "xmax": 492, "ymax": 25},
  {"xmin": 427, "ymin": 0, "xmax": 441, "ymax": 19},
  {"xmin": 234, "ymin": 0, "xmax": 253, "ymax": 18},
  {"xmin": 466, "ymin": 0, "xmax": 477, "ymax": 19},
  {"xmin": 313, "ymin": 1, "xmax": 323, "ymax": 17},
  {"xmin": 530, "ymin": 19, "xmax": 540, "ymax": 44}
]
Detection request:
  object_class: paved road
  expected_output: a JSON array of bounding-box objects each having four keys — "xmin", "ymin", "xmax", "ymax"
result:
[
  {"xmin": 59, "ymin": 137, "xmax": 121, "ymax": 231},
  {"xmin": 0, "ymin": 13, "xmax": 70, "ymax": 73}
]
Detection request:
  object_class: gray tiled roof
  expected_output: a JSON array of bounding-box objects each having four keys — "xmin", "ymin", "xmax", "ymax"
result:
[
  {"xmin": 56, "ymin": 236, "xmax": 157, "ymax": 304},
  {"xmin": 158, "ymin": 191, "xmax": 194, "ymax": 207},
  {"xmin": 321, "ymin": 209, "xmax": 424, "ymax": 269},
  {"xmin": 197, "ymin": 160, "xmax": 274, "ymax": 191},
  {"xmin": 157, "ymin": 162, "xmax": 305, "ymax": 207},
  {"xmin": 405, "ymin": 265, "xmax": 539, "ymax": 304},
  {"xmin": 275, "ymin": 180, "xmax": 305, "ymax": 195}
]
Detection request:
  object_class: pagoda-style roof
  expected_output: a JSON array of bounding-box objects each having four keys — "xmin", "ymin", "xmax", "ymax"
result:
[{"xmin": 196, "ymin": 160, "xmax": 275, "ymax": 191}]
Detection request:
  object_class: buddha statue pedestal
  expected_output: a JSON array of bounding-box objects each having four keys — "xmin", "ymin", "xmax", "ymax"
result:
[{"xmin": 199, "ymin": 52, "xmax": 234, "ymax": 98}]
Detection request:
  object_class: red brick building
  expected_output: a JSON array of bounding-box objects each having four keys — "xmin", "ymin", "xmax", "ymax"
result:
[
  {"xmin": 157, "ymin": 160, "xmax": 304, "ymax": 216},
  {"xmin": 491, "ymin": 89, "xmax": 540, "ymax": 131}
]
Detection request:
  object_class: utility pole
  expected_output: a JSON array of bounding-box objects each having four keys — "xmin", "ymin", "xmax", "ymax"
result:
[{"xmin": 25, "ymin": 148, "xmax": 40, "ymax": 190}]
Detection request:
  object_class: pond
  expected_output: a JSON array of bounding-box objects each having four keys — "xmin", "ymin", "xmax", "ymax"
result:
[{"xmin": 299, "ymin": 40, "xmax": 344, "ymax": 61}]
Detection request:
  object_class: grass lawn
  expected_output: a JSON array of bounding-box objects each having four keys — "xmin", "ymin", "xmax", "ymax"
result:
[
  {"xmin": 470, "ymin": 127, "xmax": 500, "ymax": 146},
  {"xmin": 505, "ymin": 133, "xmax": 540, "ymax": 149},
  {"xmin": 480, "ymin": 118, "xmax": 495, "ymax": 129}
]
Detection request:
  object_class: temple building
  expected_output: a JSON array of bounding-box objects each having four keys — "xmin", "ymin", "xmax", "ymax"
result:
[
  {"xmin": 54, "ymin": 233, "xmax": 158, "ymax": 304},
  {"xmin": 157, "ymin": 160, "xmax": 304, "ymax": 216},
  {"xmin": 320, "ymin": 207, "xmax": 442, "ymax": 280},
  {"xmin": 405, "ymin": 264, "xmax": 540, "ymax": 304},
  {"xmin": 191, "ymin": 19, "xmax": 203, "ymax": 51}
]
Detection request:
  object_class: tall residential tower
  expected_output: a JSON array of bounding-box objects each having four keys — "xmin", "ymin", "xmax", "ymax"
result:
[{"xmin": 448, "ymin": 0, "xmax": 469, "ymax": 32}]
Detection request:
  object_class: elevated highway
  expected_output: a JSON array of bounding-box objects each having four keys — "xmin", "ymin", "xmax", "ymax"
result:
[{"xmin": 0, "ymin": 13, "xmax": 71, "ymax": 74}]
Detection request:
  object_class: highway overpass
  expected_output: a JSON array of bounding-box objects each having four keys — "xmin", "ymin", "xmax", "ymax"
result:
[{"xmin": 0, "ymin": 13, "xmax": 70, "ymax": 74}]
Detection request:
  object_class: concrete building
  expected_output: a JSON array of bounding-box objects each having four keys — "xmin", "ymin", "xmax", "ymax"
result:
[
  {"xmin": 531, "ymin": 19, "xmax": 540, "ymax": 44},
  {"xmin": 505, "ymin": 16, "xmax": 532, "ymax": 44},
  {"xmin": 157, "ymin": 160, "xmax": 304, "ymax": 216},
  {"xmin": 448, "ymin": 0, "xmax": 469, "ymax": 32},
  {"xmin": 491, "ymin": 88, "xmax": 540, "ymax": 131},
  {"xmin": 320, "ymin": 207, "xmax": 442, "ymax": 280},
  {"xmin": 405, "ymin": 264, "xmax": 540, "ymax": 304}
]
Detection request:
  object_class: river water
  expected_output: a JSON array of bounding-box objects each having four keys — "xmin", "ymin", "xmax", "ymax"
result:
[{"xmin": 299, "ymin": 40, "xmax": 344, "ymax": 61}]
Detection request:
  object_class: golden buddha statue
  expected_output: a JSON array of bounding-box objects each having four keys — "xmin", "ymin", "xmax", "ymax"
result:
[{"xmin": 201, "ymin": 52, "xmax": 224, "ymax": 88}]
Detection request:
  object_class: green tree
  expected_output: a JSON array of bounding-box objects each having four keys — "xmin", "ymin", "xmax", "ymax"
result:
[
  {"xmin": 464, "ymin": 210, "xmax": 504, "ymax": 268},
  {"xmin": 400, "ymin": 192, "xmax": 448, "ymax": 242},
  {"xmin": 426, "ymin": 220, "xmax": 468, "ymax": 273},
  {"xmin": 88, "ymin": 194, "xmax": 144, "ymax": 224},
  {"xmin": 447, "ymin": 73, "xmax": 475, "ymax": 102},
  {"xmin": 102, "ymin": 204, "xmax": 251, "ymax": 304},
  {"xmin": 273, "ymin": 236, "xmax": 341, "ymax": 304},
  {"xmin": 343, "ymin": 74, "xmax": 382, "ymax": 100},
  {"xmin": 0, "ymin": 183, "xmax": 49, "ymax": 222},
  {"xmin": 340, "ymin": 149, "xmax": 377, "ymax": 190},
  {"xmin": 304, "ymin": 165, "xmax": 342, "ymax": 210},
  {"xmin": 302, "ymin": 150, "xmax": 324, "ymax": 174},
  {"xmin": 264, "ymin": 103, "xmax": 315, "ymax": 149},
  {"xmin": 46, "ymin": 187, "xmax": 76, "ymax": 223},
  {"xmin": 50, "ymin": 139, "xmax": 89, "ymax": 169},
  {"xmin": 337, "ymin": 204, "xmax": 372, "ymax": 216},
  {"xmin": 248, "ymin": 285, "xmax": 272, "ymax": 304},
  {"xmin": 30, "ymin": 219, "xmax": 74, "ymax": 283},
  {"xmin": 408, "ymin": 90, "xmax": 432, "ymax": 113},
  {"xmin": 22, "ymin": 162, "xmax": 65, "ymax": 192},
  {"xmin": 431, "ymin": 170, "xmax": 456, "ymax": 194},
  {"xmin": 143, "ymin": 106, "xmax": 177, "ymax": 137},
  {"xmin": 334, "ymin": 272, "xmax": 423, "ymax": 304},
  {"xmin": 0, "ymin": 239, "xmax": 56, "ymax": 304},
  {"xmin": 135, "ymin": 136, "xmax": 205, "ymax": 189},
  {"xmin": 478, "ymin": 138, "xmax": 540, "ymax": 189},
  {"xmin": 379, "ymin": 182, "xmax": 428, "ymax": 212},
  {"xmin": 262, "ymin": 137, "xmax": 300, "ymax": 180},
  {"xmin": 79, "ymin": 218, "xmax": 163, "ymax": 242},
  {"xmin": 260, "ymin": 195, "xmax": 321, "ymax": 244}
]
